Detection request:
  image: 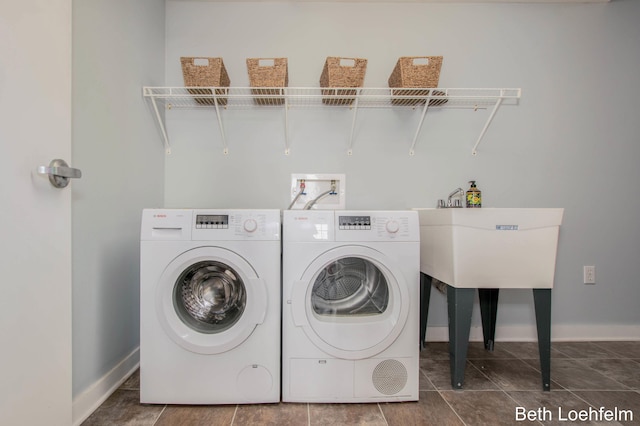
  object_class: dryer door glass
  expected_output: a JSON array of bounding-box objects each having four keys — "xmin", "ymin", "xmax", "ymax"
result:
[
  {"xmin": 311, "ymin": 257, "xmax": 389, "ymax": 317},
  {"xmin": 174, "ymin": 260, "xmax": 246, "ymax": 334}
]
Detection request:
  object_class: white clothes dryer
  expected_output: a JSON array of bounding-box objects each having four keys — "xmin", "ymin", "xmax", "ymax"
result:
[
  {"xmin": 282, "ymin": 210, "xmax": 420, "ymax": 403},
  {"xmin": 140, "ymin": 209, "xmax": 281, "ymax": 404}
]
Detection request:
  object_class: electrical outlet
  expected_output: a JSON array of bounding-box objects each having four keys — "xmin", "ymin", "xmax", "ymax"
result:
[
  {"xmin": 583, "ymin": 265, "xmax": 596, "ymax": 284},
  {"xmin": 290, "ymin": 174, "xmax": 346, "ymax": 210}
]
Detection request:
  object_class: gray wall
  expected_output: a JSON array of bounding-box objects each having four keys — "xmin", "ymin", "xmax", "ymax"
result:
[
  {"xmin": 165, "ymin": 1, "xmax": 640, "ymax": 337},
  {"xmin": 72, "ymin": 0, "xmax": 165, "ymax": 398}
]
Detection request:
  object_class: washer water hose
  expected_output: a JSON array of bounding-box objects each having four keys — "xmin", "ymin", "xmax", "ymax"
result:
[
  {"xmin": 287, "ymin": 180, "xmax": 306, "ymax": 210},
  {"xmin": 304, "ymin": 181, "xmax": 337, "ymax": 210}
]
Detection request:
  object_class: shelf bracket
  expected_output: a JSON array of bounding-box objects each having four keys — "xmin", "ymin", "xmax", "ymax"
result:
[
  {"xmin": 472, "ymin": 96, "xmax": 503, "ymax": 156},
  {"xmin": 284, "ymin": 90, "xmax": 290, "ymax": 155},
  {"xmin": 145, "ymin": 88, "xmax": 171, "ymax": 154},
  {"xmin": 347, "ymin": 89, "xmax": 361, "ymax": 156},
  {"xmin": 408, "ymin": 96, "xmax": 431, "ymax": 156},
  {"xmin": 212, "ymin": 93, "xmax": 228, "ymax": 155}
]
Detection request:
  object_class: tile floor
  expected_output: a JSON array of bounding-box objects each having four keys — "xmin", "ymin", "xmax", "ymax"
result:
[{"xmin": 82, "ymin": 341, "xmax": 640, "ymax": 425}]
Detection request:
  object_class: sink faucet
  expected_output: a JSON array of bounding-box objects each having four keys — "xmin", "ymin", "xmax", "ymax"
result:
[{"xmin": 447, "ymin": 188, "xmax": 465, "ymax": 208}]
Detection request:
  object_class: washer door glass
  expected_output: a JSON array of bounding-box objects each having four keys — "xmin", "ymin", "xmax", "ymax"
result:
[
  {"xmin": 311, "ymin": 257, "xmax": 388, "ymax": 317},
  {"xmin": 174, "ymin": 260, "xmax": 246, "ymax": 334},
  {"xmin": 157, "ymin": 246, "xmax": 267, "ymax": 355}
]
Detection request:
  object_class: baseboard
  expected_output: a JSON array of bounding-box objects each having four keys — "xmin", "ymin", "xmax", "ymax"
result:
[
  {"xmin": 425, "ymin": 324, "xmax": 640, "ymax": 342},
  {"xmin": 72, "ymin": 347, "xmax": 140, "ymax": 426}
]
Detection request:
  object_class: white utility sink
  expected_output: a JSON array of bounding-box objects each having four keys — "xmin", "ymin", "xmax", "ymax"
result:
[{"xmin": 414, "ymin": 208, "xmax": 564, "ymax": 289}]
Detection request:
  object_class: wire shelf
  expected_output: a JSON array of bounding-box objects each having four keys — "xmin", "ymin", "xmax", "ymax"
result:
[
  {"xmin": 143, "ymin": 87, "xmax": 520, "ymax": 110},
  {"xmin": 142, "ymin": 86, "xmax": 521, "ymax": 156}
]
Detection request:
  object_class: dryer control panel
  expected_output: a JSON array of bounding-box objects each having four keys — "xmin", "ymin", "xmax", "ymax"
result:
[
  {"xmin": 336, "ymin": 211, "xmax": 419, "ymax": 242},
  {"xmin": 282, "ymin": 210, "xmax": 418, "ymax": 242}
]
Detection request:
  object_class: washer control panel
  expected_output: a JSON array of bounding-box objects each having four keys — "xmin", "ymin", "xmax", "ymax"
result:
[
  {"xmin": 195, "ymin": 214, "xmax": 229, "ymax": 229},
  {"xmin": 338, "ymin": 215, "xmax": 371, "ymax": 230},
  {"xmin": 192, "ymin": 209, "xmax": 280, "ymax": 241}
]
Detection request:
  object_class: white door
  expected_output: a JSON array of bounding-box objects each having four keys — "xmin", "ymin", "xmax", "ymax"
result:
[{"xmin": 0, "ymin": 1, "xmax": 73, "ymax": 425}]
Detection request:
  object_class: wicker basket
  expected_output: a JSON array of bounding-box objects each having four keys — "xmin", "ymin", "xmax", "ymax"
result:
[
  {"xmin": 320, "ymin": 57, "xmax": 367, "ymax": 106},
  {"xmin": 180, "ymin": 57, "xmax": 230, "ymax": 106},
  {"xmin": 246, "ymin": 58, "xmax": 288, "ymax": 105},
  {"xmin": 388, "ymin": 56, "xmax": 446, "ymax": 106}
]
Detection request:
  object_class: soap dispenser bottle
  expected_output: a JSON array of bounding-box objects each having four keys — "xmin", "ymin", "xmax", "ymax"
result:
[{"xmin": 466, "ymin": 181, "xmax": 482, "ymax": 208}]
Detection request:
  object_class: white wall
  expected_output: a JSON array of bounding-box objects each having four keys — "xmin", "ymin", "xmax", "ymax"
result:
[
  {"xmin": 165, "ymin": 0, "xmax": 640, "ymax": 338},
  {"xmin": 72, "ymin": 0, "xmax": 165, "ymax": 410}
]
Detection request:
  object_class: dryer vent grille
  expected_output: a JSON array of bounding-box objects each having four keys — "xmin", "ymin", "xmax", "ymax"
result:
[{"xmin": 372, "ymin": 359, "xmax": 407, "ymax": 395}]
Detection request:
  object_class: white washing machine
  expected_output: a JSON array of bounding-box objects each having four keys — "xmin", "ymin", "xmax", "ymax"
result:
[
  {"xmin": 282, "ymin": 210, "xmax": 420, "ymax": 403},
  {"xmin": 140, "ymin": 209, "xmax": 281, "ymax": 404}
]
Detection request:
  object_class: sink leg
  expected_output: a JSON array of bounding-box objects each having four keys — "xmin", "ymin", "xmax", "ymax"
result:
[
  {"xmin": 419, "ymin": 273, "xmax": 433, "ymax": 351},
  {"xmin": 533, "ymin": 288, "xmax": 552, "ymax": 392},
  {"xmin": 478, "ymin": 289, "xmax": 499, "ymax": 351},
  {"xmin": 447, "ymin": 286, "xmax": 475, "ymax": 389}
]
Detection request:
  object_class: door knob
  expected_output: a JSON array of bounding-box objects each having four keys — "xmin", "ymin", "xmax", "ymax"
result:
[{"xmin": 38, "ymin": 159, "xmax": 82, "ymax": 188}]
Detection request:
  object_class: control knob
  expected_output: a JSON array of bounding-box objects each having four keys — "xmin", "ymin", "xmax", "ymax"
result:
[
  {"xmin": 243, "ymin": 218, "xmax": 258, "ymax": 233},
  {"xmin": 385, "ymin": 220, "xmax": 400, "ymax": 234}
]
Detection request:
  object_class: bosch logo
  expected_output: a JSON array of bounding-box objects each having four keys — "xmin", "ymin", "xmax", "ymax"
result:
[{"xmin": 153, "ymin": 214, "xmax": 167, "ymax": 218}]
